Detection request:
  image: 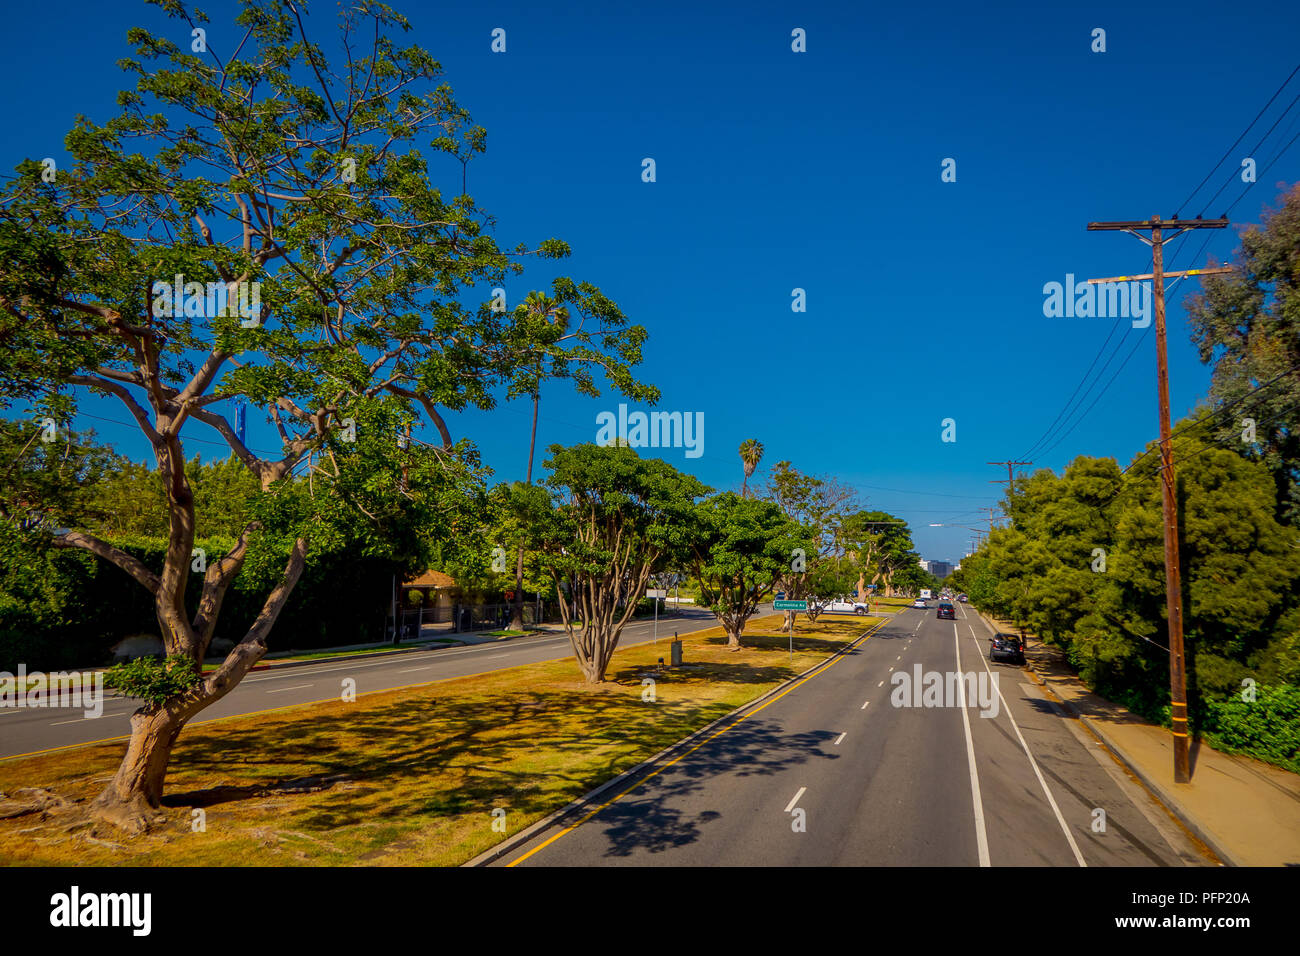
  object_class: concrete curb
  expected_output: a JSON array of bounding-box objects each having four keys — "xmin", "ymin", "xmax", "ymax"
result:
[
  {"xmin": 972, "ymin": 607, "xmax": 1238, "ymax": 867},
  {"xmin": 461, "ymin": 619, "xmax": 884, "ymax": 867},
  {"xmin": 247, "ymin": 642, "xmax": 464, "ymax": 671}
]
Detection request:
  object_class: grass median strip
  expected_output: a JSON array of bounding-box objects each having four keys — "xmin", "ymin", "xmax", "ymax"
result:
[{"xmin": 0, "ymin": 614, "xmax": 870, "ymax": 867}]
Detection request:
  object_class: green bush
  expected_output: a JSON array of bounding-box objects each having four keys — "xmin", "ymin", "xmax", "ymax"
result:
[
  {"xmin": 1201, "ymin": 683, "xmax": 1300, "ymax": 774},
  {"xmin": 103, "ymin": 654, "xmax": 202, "ymax": 706}
]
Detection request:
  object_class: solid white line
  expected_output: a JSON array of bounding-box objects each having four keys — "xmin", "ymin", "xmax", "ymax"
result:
[
  {"xmin": 784, "ymin": 787, "xmax": 807, "ymax": 813},
  {"xmin": 265, "ymin": 683, "xmax": 314, "ymax": 694},
  {"xmin": 50, "ymin": 716, "xmax": 96, "ymax": 725},
  {"xmin": 834, "ymin": 732, "xmax": 846, "ymax": 745},
  {"xmin": 953, "ymin": 621, "xmax": 991, "ymax": 867},
  {"xmin": 397, "ymin": 666, "xmax": 433, "ymax": 673},
  {"xmin": 965, "ymin": 620, "xmax": 1088, "ymax": 867}
]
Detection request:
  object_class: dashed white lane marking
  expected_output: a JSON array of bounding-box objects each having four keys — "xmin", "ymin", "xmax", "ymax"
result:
[
  {"xmin": 398, "ymin": 666, "xmax": 434, "ymax": 673},
  {"xmin": 266, "ymin": 684, "xmax": 314, "ymax": 694},
  {"xmin": 834, "ymin": 732, "xmax": 846, "ymax": 745},
  {"xmin": 784, "ymin": 787, "xmax": 807, "ymax": 813},
  {"xmin": 877, "ymin": 681, "xmax": 884, "ymax": 688},
  {"xmin": 861, "ymin": 700, "xmax": 870, "ymax": 709}
]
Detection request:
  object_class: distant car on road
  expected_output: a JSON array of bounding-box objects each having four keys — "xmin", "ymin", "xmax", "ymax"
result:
[
  {"xmin": 937, "ymin": 602, "xmax": 956, "ymax": 619},
  {"xmin": 910, "ymin": 598, "xmax": 928, "ymax": 609},
  {"xmin": 957, "ymin": 593, "xmax": 968, "ymax": 603},
  {"xmin": 989, "ymin": 633, "xmax": 1026, "ymax": 664}
]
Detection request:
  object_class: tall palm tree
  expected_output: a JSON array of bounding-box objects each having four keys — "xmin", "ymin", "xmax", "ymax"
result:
[
  {"xmin": 738, "ymin": 439, "xmax": 764, "ymax": 498},
  {"xmin": 511, "ymin": 292, "xmax": 570, "ymax": 630}
]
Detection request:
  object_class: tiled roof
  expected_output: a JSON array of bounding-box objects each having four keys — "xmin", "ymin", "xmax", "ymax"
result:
[{"xmin": 404, "ymin": 569, "xmax": 457, "ymax": 588}]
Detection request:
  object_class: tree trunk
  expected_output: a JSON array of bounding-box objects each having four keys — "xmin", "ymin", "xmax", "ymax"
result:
[
  {"xmin": 89, "ymin": 707, "xmax": 188, "ymax": 833},
  {"xmin": 509, "ymin": 547, "xmax": 526, "ymax": 631},
  {"xmin": 511, "ymin": 390, "xmax": 539, "ymax": 633},
  {"xmin": 89, "ymin": 537, "xmax": 306, "ymax": 833},
  {"xmin": 781, "ymin": 609, "xmax": 794, "ymax": 633}
]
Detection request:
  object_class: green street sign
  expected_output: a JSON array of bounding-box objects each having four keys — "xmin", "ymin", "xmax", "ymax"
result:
[{"xmin": 773, "ymin": 600, "xmax": 808, "ymax": 611}]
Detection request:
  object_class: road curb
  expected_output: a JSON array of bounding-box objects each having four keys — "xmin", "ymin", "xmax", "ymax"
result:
[
  {"xmin": 972, "ymin": 608, "xmax": 1237, "ymax": 867},
  {"xmin": 461, "ymin": 619, "xmax": 884, "ymax": 867},
  {"xmin": 245, "ymin": 642, "xmax": 464, "ymax": 672}
]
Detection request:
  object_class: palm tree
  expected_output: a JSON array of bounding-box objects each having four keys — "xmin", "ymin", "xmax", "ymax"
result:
[
  {"xmin": 738, "ymin": 439, "xmax": 764, "ymax": 498},
  {"xmin": 511, "ymin": 292, "xmax": 570, "ymax": 630}
]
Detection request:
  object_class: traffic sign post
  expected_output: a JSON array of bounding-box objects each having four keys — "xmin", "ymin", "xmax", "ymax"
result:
[
  {"xmin": 773, "ymin": 600, "xmax": 807, "ymax": 656},
  {"xmin": 647, "ymin": 588, "xmax": 667, "ymax": 644}
]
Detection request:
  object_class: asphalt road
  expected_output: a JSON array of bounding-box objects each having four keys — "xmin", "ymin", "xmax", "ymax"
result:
[
  {"xmin": 498, "ymin": 602, "xmax": 1213, "ymax": 866},
  {"xmin": 0, "ymin": 605, "xmax": 737, "ymax": 760}
]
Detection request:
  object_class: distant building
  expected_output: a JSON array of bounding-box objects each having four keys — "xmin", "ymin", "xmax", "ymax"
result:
[{"xmin": 920, "ymin": 559, "xmax": 953, "ymax": 579}]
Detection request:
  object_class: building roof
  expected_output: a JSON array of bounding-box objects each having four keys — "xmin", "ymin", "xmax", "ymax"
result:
[{"xmin": 404, "ymin": 570, "xmax": 457, "ymax": 588}]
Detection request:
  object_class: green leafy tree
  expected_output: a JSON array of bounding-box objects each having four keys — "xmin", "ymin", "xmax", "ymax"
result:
[
  {"xmin": 506, "ymin": 291, "xmax": 572, "ymax": 630},
  {"xmin": 0, "ymin": 1, "xmax": 651, "ymax": 830},
  {"xmin": 841, "ymin": 510, "xmax": 915, "ymax": 596},
  {"xmin": 689, "ymin": 492, "xmax": 812, "ymax": 649},
  {"xmin": 1185, "ymin": 184, "xmax": 1300, "ymax": 523},
  {"xmin": 762, "ymin": 460, "xmax": 856, "ymax": 627},
  {"xmin": 534, "ymin": 444, "xmax": 707, "ymax": 682}
]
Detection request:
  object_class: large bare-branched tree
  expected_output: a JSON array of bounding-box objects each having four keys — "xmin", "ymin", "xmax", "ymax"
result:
[{"xmin": 0, "ymin": 0, "xmax": 653, "ymax": 831}]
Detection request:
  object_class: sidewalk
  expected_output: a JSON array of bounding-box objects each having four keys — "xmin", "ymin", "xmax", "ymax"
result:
[{"xmin": 979, "ymin": 610, "xmax": 1300, "ymax": 867}]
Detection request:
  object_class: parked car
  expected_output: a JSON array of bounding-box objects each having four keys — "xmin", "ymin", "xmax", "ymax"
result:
[
  {"xmin": 989, "ymin": 633, "xmax": 1026, "ymax": 664},
  {"xmin": 817, "ymin": 597, "xmax": 869, "ymax": 615},
  {"xmin": 937, "ymin": 602, "xmax": 956, "ymax": 620}
]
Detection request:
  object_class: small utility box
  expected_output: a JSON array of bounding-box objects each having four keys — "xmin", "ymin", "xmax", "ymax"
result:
[{"xmin": 670, "ymin": 637, "xmax": 683, "ymax": 666}]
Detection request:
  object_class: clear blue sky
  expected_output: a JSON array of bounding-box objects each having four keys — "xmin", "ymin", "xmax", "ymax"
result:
[{"xmin": 3, "ymin": 0, "xmax": 1298, "ymax": 565}]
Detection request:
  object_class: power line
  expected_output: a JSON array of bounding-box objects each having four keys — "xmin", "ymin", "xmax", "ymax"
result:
[
  {"xmin": 1175, "ymin": 61, "xmax": 1300, "ymax": 216},
  {"xmin": 1025, "ymin": 65, "xmax": 1300, "ymax": 466},
  {"xmin": 1017, "ymin": 311, "xmax": 1130, "ymax": 462},
  {"xmin": 1035, "ymin": 329, "xmax": 1147, "ymax": 461}
]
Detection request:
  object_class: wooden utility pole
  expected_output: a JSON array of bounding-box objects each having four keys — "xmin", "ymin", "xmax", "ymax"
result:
[
  {"xmin": 1086, "ymin": 214, "xmax": 1228, "ymax": 784},
  {"xmin": 988, "ymin": 460, "xmax": 1032, "ymax": 502}
]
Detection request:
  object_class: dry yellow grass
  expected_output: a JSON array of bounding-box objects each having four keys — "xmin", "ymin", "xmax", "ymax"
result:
[{"xmin": 0, "ymin": 613, "xmax": 880, "ymax": 867}]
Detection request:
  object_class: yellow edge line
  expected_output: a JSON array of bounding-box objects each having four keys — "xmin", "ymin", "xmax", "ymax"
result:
[{"xmin": 505, "ymin": 619, "xmax": 884, "ymax": 867}]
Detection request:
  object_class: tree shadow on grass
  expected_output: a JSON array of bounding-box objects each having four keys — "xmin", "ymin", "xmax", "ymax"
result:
[
  {"xmin": 697, "ymin": 632, "xmax": 849, "ymax": 657},
  {"xmin": 155, "ymin": 656, "xmax": 822, "ymax": 850}
]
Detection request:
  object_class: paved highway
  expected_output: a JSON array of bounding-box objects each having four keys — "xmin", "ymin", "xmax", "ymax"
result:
[
  {"xmin": 498, "ymin": 602, "xmax": 1212, "ymax": 866},
  {"xmin": 0, "ymin": 605, "xmax": 736, "ymax": 760}
]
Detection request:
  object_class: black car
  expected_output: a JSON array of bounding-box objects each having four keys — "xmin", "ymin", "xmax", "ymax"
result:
[
  {"xmin": 937, "ymin": 602, "xmax": 956, "ymax": 620},
  {"xmin": 989, "ymin": 633, "xmax": 1026, "ymax": 664}
]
